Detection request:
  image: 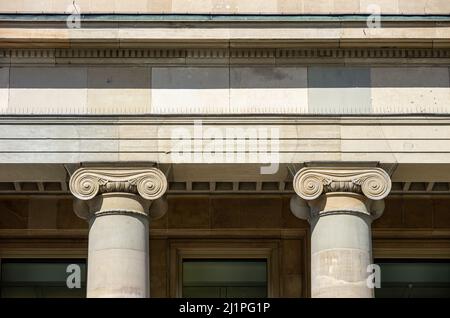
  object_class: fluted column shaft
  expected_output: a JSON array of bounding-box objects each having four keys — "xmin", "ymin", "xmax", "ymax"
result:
[
  {"xmin": 290, "ymin": 168, "xmax": 391, "ymax": 298},
  {"xmin": 69, "ymin": 167, "xmax": 168, "ymax": 298}
]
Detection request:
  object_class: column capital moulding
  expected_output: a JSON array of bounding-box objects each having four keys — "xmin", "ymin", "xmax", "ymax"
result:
[
  {"xmin": 69, "ymin": 167, "xmax": 168, "ymax": 220},
  {"xmin": 293, "ymin": 167, "xmax": 392, "ymax": 201},
  {"xmin": 291, "ymin": 167, "xmax": 392, "ymax": 221}
]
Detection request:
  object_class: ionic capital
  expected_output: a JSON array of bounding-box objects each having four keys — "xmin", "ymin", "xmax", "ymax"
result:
[
  {"xmin": 69, "ymin": 167, "xmax": 168, "ymax": 220},
  {"xmin": 69, "ymin": 167, "xmax": 168, "ymax": 201},
  {"xmin": 293, "ymin": 167, "xmax": 391, "ymax": 201}
]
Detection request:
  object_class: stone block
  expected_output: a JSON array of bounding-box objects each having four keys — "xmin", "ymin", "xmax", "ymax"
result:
[
  {"xmin": 0, "ymin": 200, "xmax": 29, "ymax": 229},
  {"xmin": 403, "ymin": 198, "xmax": 432, "ymax": 228},
  {"xmin": 282, "ymin": 196, "xmax": 309, "ymax": 229},
  {"xmin": 9, "ymin": 67, "xmax": 87, "ymax": 114},
  {"xmin": 151, "ymin": 67, "xmax": 229, "ymax": 114},
  {"xmin": 211, "ymin": 197, "xmax": 241, "ymax": 228},
  {"xmin": 168, "ymin": 197, "xmax": 210, "ymax": 228},
  {"xmin": 234, "ymin": 0, "xmax": 278, "ymax": 14},
  {"xmin": 360, "ymin": 0, "xmax": 399, "ymax": 14},
  {"xmin": 433, "ymin": 199, "xmax": 450, "ymax": 229},
  {"xmin": 0, "ymin": 67, "xmax": 8, "ymax": 113},
  {"xmin": 373, "ymin": 197, "xmax": 403, "ymax": 228},
  {"xmin": 239, "ymin": 197, "xmax": 282, "ymax": 228},
  {"xmin": 57, "ymin": 199, "xmax": 87, "ymax": 229},
  {"xmin": 425, "ymin": 0, "xmax": 450, "ymax": 14},
  {"xmin": 281, "ymin": 239, "xmax": 303, "ymax": 274},
  {"xmin": 371, "ymin": 67, "xmax": 450, "ymax": 113},
  {"xmin": 333, "ymin": 0, "xmax": 360, "ymax": 14},
  {"xmin": 147, "ymin": 0, "xmax": 173, "ymax": 13},
  {"xmin": 398, "ymin": 0, "xmax": 426, "ymax": 14},
  {"xmin": 115, "ymin": 0, "xmax": 148, "ymax": 13},
  {"xmin": 277, "ymin": 0, "xmax": 303, "ymax": 13},
  {"xmin": 28, "ymin": 198, "xmax": 57, "ymax": 229},
  {"xmin": 87, "ymin": 67, "xmax": 150, "ymax": 114},
  {"xmin": 303, "ymin": 0, "xmax": 334, "ymax": 14},
  {"xmin": 171, "ymin": 0, "xmax": 213, "ymax": 13},
  {"xmin": 308, "ymin": 66, "xmax": 371, "ymax": 114},
  {"xmin": 230, "ymin": 67, "xmax": 308, "ymax": 113},
  {"xmin": 150, "ymin": 239, "xmax": 168, "ymax": 297},
  {"xmin": 282, "ymin": 274, "xmax": 303, "ymax": 297}
]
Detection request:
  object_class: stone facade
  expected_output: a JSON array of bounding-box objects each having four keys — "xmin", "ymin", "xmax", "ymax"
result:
[{"xmin": 2, "ymin": 60, "xmax": 450, "ymax": 115}]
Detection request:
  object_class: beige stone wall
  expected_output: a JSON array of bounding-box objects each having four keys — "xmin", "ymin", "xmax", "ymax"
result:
[
  {"xmin": 1, "ymin": 64, "xmax": 449, "ymax": 115},
  {"xmin": 1, "ymin": 0, "xmax": 450, "ymax": 15},
  {"xmin": 2, "ymin": 25, "xmax": 450, "ymax": 48}
]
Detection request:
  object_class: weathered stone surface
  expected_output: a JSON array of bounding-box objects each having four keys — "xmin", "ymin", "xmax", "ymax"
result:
[
  {"xmin": 69, "ymin": 167, "xmax": 168, "ymax": 298},
  {"xmin": 3, "ymin": 0, "xmax": 448, "ymax": 14},
  {"xmin": 28, "ymin": 199, "xmax": 57, "ymax": 229},
  {"xmin": 87, "ymin": 67, "xmax": 151, "ymax": 114},
  {"xmin": 291, "ymin": 167, "xmax": 391, "ymax": 298},
  {"xmin": 2, "ymin": 63, "xmax": 449, "ymax": 115},
  {"xmin": 0, "ymin": 67, "xmax": 8, "ymax": 114},
  {"xmin": 0, "ymin": 200, "xmax": 29, "ymax": 229},
  {"xmin": 151, "ymin": 67, "xmax": 229, "ymax": 114},
  {"xmin": 230, "ymin": 67, "xmax": 308, "ymax": 113},
  {"xmin": 308, "ymin": 66, "xmax": 371, "ymax": 114},
  {"xmin": 86, "ymin": 197, "xmax": 150, "ymax": 298},
  {"xmin": 8, "ymin": 67, "xmax": 87, "ymax": 114},
  {"xmin": 168, "ymin": 197, "xmax": 211, "ymax": 229},
  {"xmin": 311, "ymin": 248, "xmax": 372, "ymax": 298},
  {"xmin": 2, "ymin": 117, "xmax": 450, "ymax": 164},
  {"xmin": 371, "ymin": 67, "xmax": 450, "ymax": 113},
  {"xmin": 1, "ymin": 26, "xmax": 449, "ymax": 48}
]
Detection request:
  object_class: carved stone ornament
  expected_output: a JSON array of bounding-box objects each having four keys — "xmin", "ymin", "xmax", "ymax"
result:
[
  {"xmin": 293, "ymin": 168, "xmax": 391, "ymax": 201},
  {"xmin": 69, "ymin": 168, "xmax": 168, "ymax": 201}
]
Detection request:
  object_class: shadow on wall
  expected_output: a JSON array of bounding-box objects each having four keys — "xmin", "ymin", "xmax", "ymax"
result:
[
  {"xmin": 3, "ymin": 66, "xmax": 449, "ymax": 89},
  {"xmin": 1, "ymin": 65, "xmax": 449, "ymax": 114}
]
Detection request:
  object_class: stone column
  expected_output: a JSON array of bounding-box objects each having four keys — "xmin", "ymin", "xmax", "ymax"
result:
[
  {"xmin": 290, "ymin": 168, "xmax": 391, "ymax": 298},
  {"xmin": 69, "ymin": 167, "xmax": 168, "ymax": 298}
]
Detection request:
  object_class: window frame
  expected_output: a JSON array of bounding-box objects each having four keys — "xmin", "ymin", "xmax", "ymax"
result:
[
  {"xmin": 0, "ymin": 237, "xmax": 88, "ymax": 298},
  {"xmin": 169, "ymin": 240, "xmax": 280, "ymax": 298},
  {"xmin": 0, "ymin": 258, "xmax": 87, "ymax": 298},
  {"xmin": 182, "ymin": 259, "xmax": 268, "ymax": 298},
  {"xmin": 373, "ymin": 258, "xmax": 450, "ymax": 298}
]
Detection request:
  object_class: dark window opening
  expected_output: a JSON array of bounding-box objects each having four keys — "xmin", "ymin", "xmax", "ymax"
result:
[
  {"xmin": 0, "ymin": 259, "xmax": 87, "ymax": 298},
  {"xmin": 182, "ymin": 259, "xmax": 268, "ymax": 298},
  {"xmin": 375, "ymin": 259, "xmax": 450, "ymax": 298}
]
